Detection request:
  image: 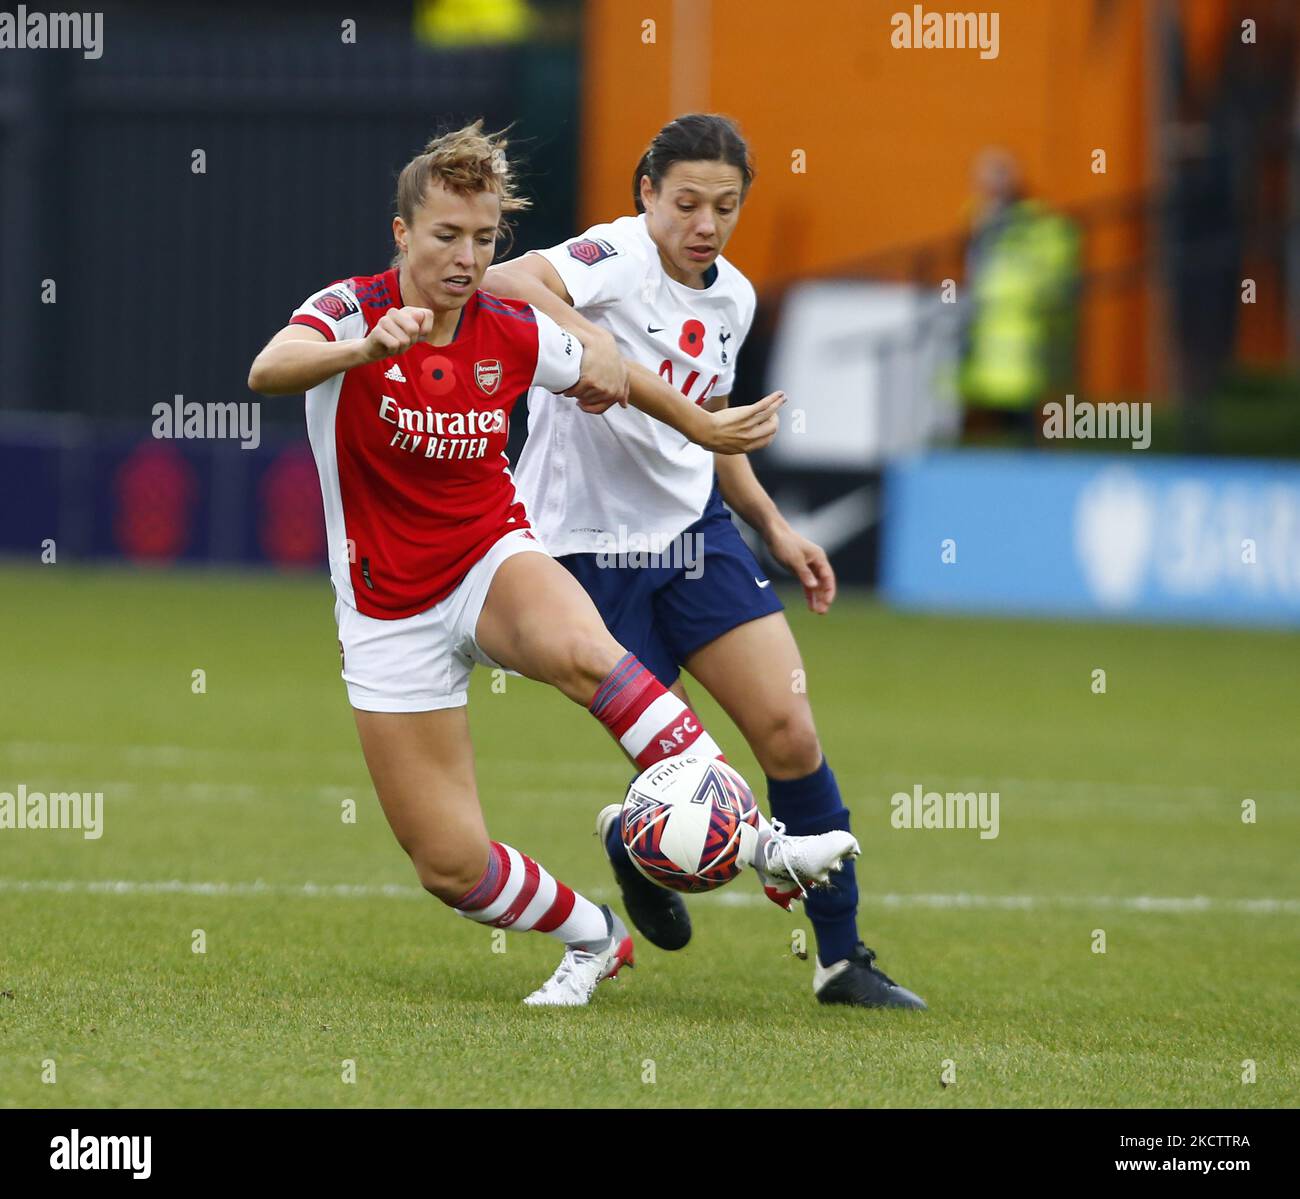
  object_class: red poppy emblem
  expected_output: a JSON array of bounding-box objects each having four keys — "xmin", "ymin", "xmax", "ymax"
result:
[
  {"xmin": 419, "ymin": 355, "xmax": 456, "ymax": 397},
  {"xmin": 680, "ymin": 319, "xmax": 705, "ymax": 358}
]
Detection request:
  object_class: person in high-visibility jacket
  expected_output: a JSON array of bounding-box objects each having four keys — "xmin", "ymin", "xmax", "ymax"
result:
[
  {"xmin": 959, "ymin": 149, "xmax": 1080, "ymax": 443},
  {"xmin": 415, "ymin": 0, "xmax": 532, "ymax": 45}
]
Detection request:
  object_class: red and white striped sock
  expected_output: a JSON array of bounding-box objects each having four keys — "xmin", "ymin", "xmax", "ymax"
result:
[
  {"xmin": 451, "ymin": 841, "xmax": 609, "ymax": 945},
  {"xmin": 589, "ymin": 651, "xmax": 723, "ymax": 769}
]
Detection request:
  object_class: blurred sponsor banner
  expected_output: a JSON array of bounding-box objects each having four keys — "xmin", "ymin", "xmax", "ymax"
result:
[
  {"xmin": 0, "ymin": 417, "xmax": 325, "ymax": 570},
  {"xmin": 2, "ymin": 415, "xmax": 888, "ymax": 588},
  {"xmin": 880, "ymin": 451, "xmax": 1300, "ymax": 627}
]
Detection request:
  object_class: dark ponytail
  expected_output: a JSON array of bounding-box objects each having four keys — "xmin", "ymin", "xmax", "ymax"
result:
[{"xmin": 632, "ymin": 113, "xmax": 754, "ymax": 213}]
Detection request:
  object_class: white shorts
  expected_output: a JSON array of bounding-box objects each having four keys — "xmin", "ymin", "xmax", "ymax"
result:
[{"xmin": 334, "ymin": 529, "xmax": 550, "ymax": 712}]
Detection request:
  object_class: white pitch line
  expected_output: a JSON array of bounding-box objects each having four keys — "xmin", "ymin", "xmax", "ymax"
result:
[
  {"xmin": 0, "ymin": 878, "xmax": 1296, "ymax": 915},
  {"xmin": 5, "ymin": 740, "xmax": 1297, "ymax": 802},
  {"xmin": 0, "ymin": 878, "xmax": 425, "ymax": 900}
]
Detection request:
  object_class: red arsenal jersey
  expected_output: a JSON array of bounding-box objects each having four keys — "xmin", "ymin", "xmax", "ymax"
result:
[{"xmin": 290, "ymin": 269, "xmax": 582, "ymax": 618}]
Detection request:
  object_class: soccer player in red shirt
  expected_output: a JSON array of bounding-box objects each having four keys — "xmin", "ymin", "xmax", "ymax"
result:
[{"xmin": 248, "ymin": 122, "xmax": 855, "ymax": 1006}]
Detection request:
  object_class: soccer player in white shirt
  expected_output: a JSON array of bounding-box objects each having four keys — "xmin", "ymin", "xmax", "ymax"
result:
[{"xmin": 485, "ymin": 114, "xmax": 926, "ymax": 1010}]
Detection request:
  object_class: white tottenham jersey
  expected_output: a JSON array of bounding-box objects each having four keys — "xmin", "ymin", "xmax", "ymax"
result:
[{"xmin": 513, "ymin": 213, "xmax": 757, "ymax": 556}]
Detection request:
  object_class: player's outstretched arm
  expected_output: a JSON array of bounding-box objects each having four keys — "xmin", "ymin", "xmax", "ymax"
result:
[
  {"xmin": 624, "ymin": 363, "xmax": 784, "ymax": 454},
  {"xmin": 247, "ymin": 306, "xmax": 434, "ymax": 395},
  {"xmin": 484, "ymin": 255, "xmax": 628, "ymax": 407}
]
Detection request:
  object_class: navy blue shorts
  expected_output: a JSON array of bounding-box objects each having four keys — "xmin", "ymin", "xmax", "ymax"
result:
[{"xmin": 558, "ymin": 482, "xmax": 784, "ymax": 686}]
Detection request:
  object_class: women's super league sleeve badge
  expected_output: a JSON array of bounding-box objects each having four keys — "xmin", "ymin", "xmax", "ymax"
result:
[
  {"xmin": 474, "ymin": 359, "xmax": 502, "ymax": 395},
  {"xmin": 566, "ymin": 237, "xmax": 619, "ymax": 266},
  {"xmin": 312, "ymin": 289, "xmax": 359, "ymax": 321}
]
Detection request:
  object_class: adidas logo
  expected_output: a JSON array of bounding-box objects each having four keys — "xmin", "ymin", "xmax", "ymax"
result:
[{"xmin": 383, "ymin": 363, "xmax": 406, "ymax": 383}]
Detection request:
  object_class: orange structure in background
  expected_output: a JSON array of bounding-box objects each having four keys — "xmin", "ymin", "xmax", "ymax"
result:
[{"xmin": 578, "ymin": 0, "xmax": 1282, "ymax": 399}]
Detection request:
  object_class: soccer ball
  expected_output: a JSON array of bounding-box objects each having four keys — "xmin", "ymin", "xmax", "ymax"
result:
[{"xmin": 620, "ymin": 755, "xmax": 761, "ymax": 893}]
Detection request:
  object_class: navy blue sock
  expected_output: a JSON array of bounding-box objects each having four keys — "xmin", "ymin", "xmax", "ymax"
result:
[
  {"xmin": 767, "ymin": 758, "xmax": 860, "ymax": 967},
  {"xmin": 604, "ymin": 776, "xmax": 641, "ymax": 878}
]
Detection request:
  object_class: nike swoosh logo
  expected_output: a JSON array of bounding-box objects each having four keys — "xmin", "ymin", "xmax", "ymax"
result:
[
  {"xmin": 647, "ymin": 325, "xmax": 665, "ymax": 334},
  {"xmin": 755, "ymin": 578, "xmax": 771, "ymax": 588}
]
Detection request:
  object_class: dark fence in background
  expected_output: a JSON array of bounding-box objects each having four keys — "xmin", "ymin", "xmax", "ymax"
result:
[
  {"xmin": 0, "ymin": 5, "xmax": 581, "ymax": 425},
  {"xmin": 0, "ymin": 5, "xmax": 582, "ymax": 573}
]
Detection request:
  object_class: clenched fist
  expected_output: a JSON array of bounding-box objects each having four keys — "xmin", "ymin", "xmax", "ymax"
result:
[{"xmin": 363, "ymin": 306, "xmax": 435, "ymax": 362}]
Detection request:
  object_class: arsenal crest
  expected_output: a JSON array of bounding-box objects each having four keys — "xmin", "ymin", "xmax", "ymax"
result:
[{"xmin": 474, "ymin": 359, "xmax": 502, "ymax": 395}]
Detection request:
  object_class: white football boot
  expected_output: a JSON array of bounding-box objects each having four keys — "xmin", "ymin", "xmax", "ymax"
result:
[
  {"xmin": 754, "ymin": 820, "xmax": 860, "ymax": 911},
  {"xmin": 523, "ymin": 905, "xmax": 635, "ymax": 1007}
]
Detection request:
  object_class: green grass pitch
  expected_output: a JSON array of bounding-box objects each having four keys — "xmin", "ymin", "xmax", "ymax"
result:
[{"xmin": 0, "ymin": 562, "xmax": 1296, "ymax": 1107}]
